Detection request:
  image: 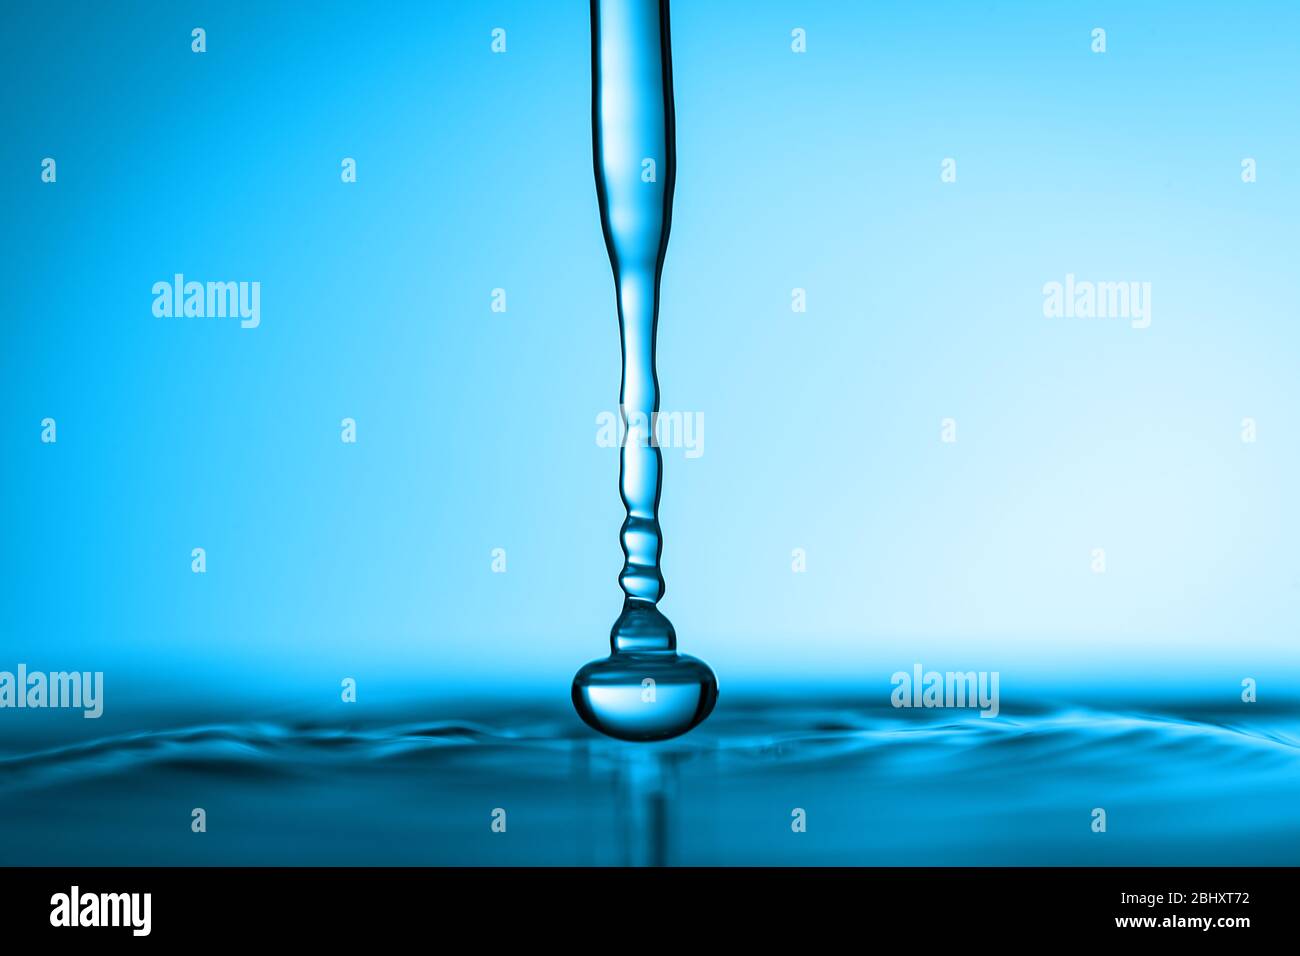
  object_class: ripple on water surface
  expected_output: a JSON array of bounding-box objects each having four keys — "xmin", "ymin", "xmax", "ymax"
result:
[{"xmin": 1, "ymin": 702, "xmax": 1296, "ymax": 865}]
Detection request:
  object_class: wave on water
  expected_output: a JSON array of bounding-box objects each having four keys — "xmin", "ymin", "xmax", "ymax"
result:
[{"xmin": 2, "ymin": 703, "xmax": 1297, "ymax": 865}]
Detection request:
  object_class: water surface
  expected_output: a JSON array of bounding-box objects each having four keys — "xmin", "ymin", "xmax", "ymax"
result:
[{"xmin": 2, "ymin": 696, "xmax": 1295, "ymax": 866}]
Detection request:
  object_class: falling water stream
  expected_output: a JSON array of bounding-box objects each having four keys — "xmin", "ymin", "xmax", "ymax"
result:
[{"xmin": 571, "ymin": 0, "xmax": 718, "ymax": 742}]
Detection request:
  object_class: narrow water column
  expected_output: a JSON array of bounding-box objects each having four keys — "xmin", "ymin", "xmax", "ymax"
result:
[
  {"xmin": 592, "ymin": 0, "xmax": 674, "ymax": 629},
  {"xmin": 571, "ymin": 0, "xmax": 718, "ymax": 742}
]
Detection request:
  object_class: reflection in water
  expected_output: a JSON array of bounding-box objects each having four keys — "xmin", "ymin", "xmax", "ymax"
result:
[
  {"xmin": 1, "ymin": 701, "xmax": 1297, "ymax": 865},
  {"xmin": 619, "ymin": 748, "xmax": 662, "ymax": 866}
]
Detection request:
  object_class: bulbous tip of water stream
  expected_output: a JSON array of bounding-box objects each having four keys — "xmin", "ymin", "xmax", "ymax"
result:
[{"xmin": 571, "ymin": 651, "xmax": 718, "ymax": 742}]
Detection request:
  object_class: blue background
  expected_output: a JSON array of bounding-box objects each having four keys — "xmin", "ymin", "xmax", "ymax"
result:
[{"xmin": 4, "ymin": 0, "xmax": 1299, "ymax": 725}]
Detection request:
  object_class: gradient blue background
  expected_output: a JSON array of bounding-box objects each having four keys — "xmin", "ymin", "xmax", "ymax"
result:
[{"xmin": 4, "ymin": 0, "xmax": 1299, "ymax": 729}]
